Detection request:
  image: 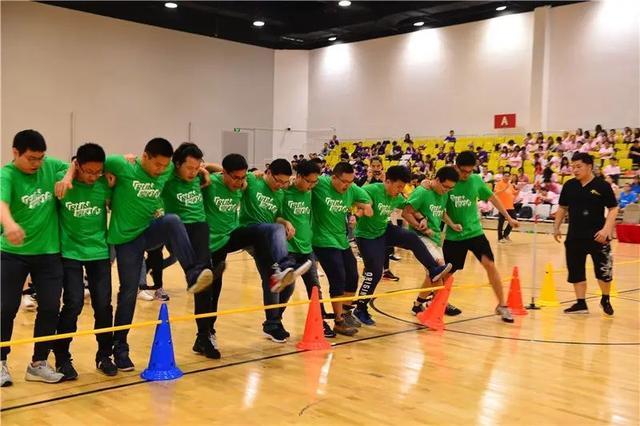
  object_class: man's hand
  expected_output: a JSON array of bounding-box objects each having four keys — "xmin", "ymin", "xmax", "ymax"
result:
[
  {"xmin": 416, "ymin": 219, "xmax": 428, "ymax": 234},
  {"xmin": 105, "ymin": 172, "xmax": 116, "ymax": 188},
  {"xmin": 199, "ymin": 166, "xmax": 211, "ymax": 189},
  {"xmin": 282, "ymin": 220, "xmax": 296, "ymax": 240},
  {"xmin": 553, "ymin": 229, "xmax": 563, "ymax": 243},
  {"xmin": 124, "ymin": 153, "xmax": 136, "ymax": 164},
  {"xmin": 508, "ymin": 217, "xmax": 520, "ymax": 229},
  {"xmin": 3, "ymin": 220, "xmax": 25, "ymax": 245},
  {"xmin": 450, "ymin": 223, "xmax": 463, "ymax": 233},
  {"xmin": 594, "ymin": 228, "xmax": 610, "ymax": 244},
  {"xmin": 55, "ymin": 178, "xmax": 73, "ymax": 199},
  {"xmin": 362, "ymin": 204, "xmax": 374, "ymax": 217}
]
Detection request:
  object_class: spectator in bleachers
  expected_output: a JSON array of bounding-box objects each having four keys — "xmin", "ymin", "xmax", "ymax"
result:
[
  {"xmin": 436, "ymin": 145, "xmax": 446, "ymax": 160},
  {"xmin": 623, "ymin": 127, "xmax": 633, "ymax": 143},
  {"xmin": 445, "ymin": 146, "xmax": 456, "ymax": 164},
  {"xmin": 575, "ymin": 128, "xmax": 584, "ymax": 142},
  {"xmin": 499, "ymin": 146, "xmax": 509, "ymax": 159},
  {"xmin": 603, "ymin": 158, "xmax": 621, "ymax": 184},
  {"xmin": 523, "ymin": 132, "xmax": 533, "ymax": 146},
  {"xmin": 559, "ymin": 157, "xmax": 572, "ymax": 182},
  {"xmin": 579, "ymin": 140, "xmax": 591, "ymax": 153},
  {"xmin": 548, "ymin": 152, "xmax": 562, "ymax": 169},
  {"xmin": 605, "ymin": 175, "xmax": 619, "ymax": 197},
  {"xmin": 388, "ymin": 141, "xmax": 402, "ymax": 160},
  {"xmin": 340, "ymin": 147, "xmax": 349, "ymax": 161},
  {"xmin": 444, "ymin": 130, "xmax": 456, "ymax": 143},
  {"xmin": 633, "ymin": 128, "xmax": 640, "ymax": 141},
  {"xmin": 517, "ymin": 167, "xmax": 530, "ymax": 184},
  {"xmin": 476, "ymin": 146, "xmax": 488, "ymax": 164},
  {"xmin": 404, "ymin": 133, "xmax": 413, "ymax": 144},
  {"xmin": 619, "ymin": 183, "xmax": 639, "ymax": 209},
  {"xmin": 629, "ymin": 139, "xmax": 640, "ymax": 168},
  {"xmin": 535, "ymin": 184, "xmax": 559, "ymax": 207},
  {"xmin": 561, "ymin": 134, "xmax": 577, "ymax": 152},
  {"xmin": 631, "ymin": 175, "xmax": 640, "ymax": 194},
  {"xmin": 495, "ymin": 171, "xmax": 519, "ymax": 243},
  {"xmin": 507, "ymin": 149, "xmax": 523, "ymax": 169},
  {"xmin": 481, "ymin": 166, "xmax": 493, "ymax": 185},
  {"xmin": 599, "ymin": 140, "xmax": 614, "ymax": 161},
  {"xmin": 608, "ymin": 129, "xmax": 618, "ymax": 144}
]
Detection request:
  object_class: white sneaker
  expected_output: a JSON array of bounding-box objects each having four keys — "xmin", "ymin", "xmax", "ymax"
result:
[
  {"xmin": 25, "ymin": 361, "xmax": 64, "ymax": 383},
  {"xmin": 1, "ymin": 361, "xmax": 12, "ymax": 387},
  {"xmin": 137, "ymin": 289, "xmax": 155, "ymax": 301},
  {"xmin": 293, "ymin": 260, "xmax": 312, "ymax": 280},
  {"xmin": 495, "ymin": 305, "xmax": 514, "ymax": 323},
  {"xmin": 21, "ymin": 294, "xmax": 37, "ymax": 311},
  {"xmin": 498, "ymin": 239, "xmax": 506, "ymax": 244}
]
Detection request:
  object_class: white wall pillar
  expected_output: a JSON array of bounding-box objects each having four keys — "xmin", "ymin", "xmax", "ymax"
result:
[{"xmin": 529, "ymin": 6, "xmax": 551, "ymax": 132}]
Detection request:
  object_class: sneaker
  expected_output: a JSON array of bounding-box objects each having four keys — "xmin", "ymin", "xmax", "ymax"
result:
[
  {"xmin": 96, "ymin": 357, "xmax": 118, "ymax": 376},
  {"xmin": 389, "ymin": 254, "xmax": 402, "ymax": 261},
  {"xmin": 323, "ymin": 321, "xmax": 337, "ymax": 338},
  {"xmin": 341, "ymin": 310, "xmax": 361, "ymax": 328},
  {"xmin": 56, "ymin": 360, "xmax": 78, "ymax": 381},
  {"xmin": 25, "ymin": 361, "xmax": 64, "ymax": 383},
  {"xmin": 154, "ymin": 288, "xmax": 170, "ymax": 302},
  {"xmin": 1, "ymin": 361, "xmax": 12, "ymax": 387},
  {"xmin": 504, "ymin": 236, "xmax": 513, "ymax": 243},
  {"xmin": 353, "ymin": 307, "xmax": 376, "ymax": 326},
  {"xmin": 263, "ymin": 327, "xmax": 288, "ymax": 343},
  {"xmin": 21, "ymin": 294, "xmax": 37, "ymax": 311},
  {"xmin": 192, "ymin": 334, "xmax": 221, "ymax": 359},
  {"xmin": 269, "ymin": 266, "xmax": 295, "ymax": 294},
  {"xmin": 293, "ymin": 260, "xmax": 313, "ymax": 280},
  {"xmin": 114, "ymin": 351, "xmax": 135, "ymax": 372},
  {"xmin": 333, "ymin": 320, "xmax": 358, "ymax": 336},
  {"xmin": 495, "ymin": 305, "xmax": 514, "ymax": 323},
  {"xmin": 498, "ymin": 239, "xmax": 507, "ymax": 244},
  {"xmin": 600, "ymin": 299, "xmax": 614, "ymax": 316},
  {"xmin": 84, "ymin": 287, "xmax": 90, "ymax": 299},
  {"xmin": 137, "ymin": 289, "xmax": 154, "ymax": 301},
  {"xmin": 382, "ymin": 270, "xmax": 400, "ymax": 281},
  {"xmin": 563, "ymin": 302, "xmax": 589, "ymax": 314},
  {"xmin": 445, "ymin": 303, "xmax": 462, "ymax": 316},
  {"xmin": 411, "ymin": 302, "xmax": 425, "ymax": 316},
  {"xmin": 279, "ymin": 324, "xmax": 291, "ymax": 339},
  {"xmin": 187, "ymin": 268, "xmax": 214, "ymax": 294},
  {"xmin": 429, "ymin": 263, "xmax": 452, "ymax": 283}
]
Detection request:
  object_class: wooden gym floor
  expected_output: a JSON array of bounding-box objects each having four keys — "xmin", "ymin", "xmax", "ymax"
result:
[{"xmin": 1, "ymin": 231, "xmax": 639, "ymax": 425}]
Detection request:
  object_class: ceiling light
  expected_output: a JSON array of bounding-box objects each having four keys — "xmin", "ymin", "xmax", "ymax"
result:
[
  {"xmin": 496, "ymin": 5, "xmax": 507, "ymax": 11},
  {"xmin": 164, "ymin": 2, "xmax": 178, "ymax": 9},
  {"xmin": 338, "ymin": 1, "xmax": 351, "ymax": 7},
  {"xmin": 253, "ymin": 20, "xmax": 265, "ymax": 27},
  {"xmin": 328, "ymin": 36, "xmax": 337, "ymax": 41},
  {"xmin": 413, "ymin": 21, "xmax": 425, "ymax": 27}
]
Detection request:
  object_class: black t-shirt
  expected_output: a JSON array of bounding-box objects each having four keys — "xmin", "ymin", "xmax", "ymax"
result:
[
  {"xmin": 629, "ymin": 145, "xmax": 640, "ymax": 165},
  {"xmin": 559, "ymin": 177, "xmax": 618, "ymax": 241}
]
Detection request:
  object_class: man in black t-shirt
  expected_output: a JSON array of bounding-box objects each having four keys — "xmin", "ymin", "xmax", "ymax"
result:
[
  {"xmin": 554, "ymin": 153, "xmax": 619, "ymax": 316},
  {"xmin": 629, "ymin": 139, "xmax": 640, "ymax": 168}
]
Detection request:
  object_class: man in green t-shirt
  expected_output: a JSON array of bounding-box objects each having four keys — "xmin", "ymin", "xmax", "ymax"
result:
[
  {"xmin": 352, "ymin": 166, "xmax": 451, "ymax": 326},
  {"xmin": 442, "ymin": 151, "xmax": 519, "ymax": 323},
  {"xmin": 1, "ymin": 130, "xmax": 71, "ymax": 386},
  {"xmin": 52, "ymin": 143, "xmax": 117, "ymax": 380},
  {"xmin": 403, "ymin": 166, "xmax": 462, "ymax": 316},
  {"xmin": 311, "ymin": 162, "xmax": 373, "ymax": 336},
  {"xmin": 102, "ymin": 138, "xmax": 216, "ymax": 371}
]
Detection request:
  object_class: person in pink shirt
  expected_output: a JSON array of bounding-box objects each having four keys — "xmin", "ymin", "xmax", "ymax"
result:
[
  {"xmin": 575, "ymin": 128, "xmax": 585, "ymax": 142},
  {"xmin": 508, "ymin": 150, "xmax": 523, "ymax": 169},
  {"xmin": 608, "ymin": 129, "xmax": 618, "ymax": 145},
  {"xmin": 517, "ymin": 167, "xmax": 530, "ymax": 184},
  {"xmin": 599, "ymin": 141, "xmax": 614, "ymax": 161}
]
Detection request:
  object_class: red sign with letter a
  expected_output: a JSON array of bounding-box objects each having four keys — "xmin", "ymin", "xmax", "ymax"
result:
[{"xmin": 494, "ymin": 114, "xmax": 516, "ymax": 129}]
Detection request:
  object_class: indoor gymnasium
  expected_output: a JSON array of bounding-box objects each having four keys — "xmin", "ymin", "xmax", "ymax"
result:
[{"xmin": 1, "ymin": 1, "xmax": 639, "ymax": 425}]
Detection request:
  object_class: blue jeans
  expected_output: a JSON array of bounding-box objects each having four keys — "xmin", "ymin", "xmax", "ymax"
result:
[
  {"xmin": 355, "ymin": 223, "xmax": 438, "ymax": 308},
  {"xmin": 54, "ymin": 258, "xmax": 113, "ymax": 363},
  {"xmin": 112, "ymin": 214, "xmax": 207, "ymax": 352}
]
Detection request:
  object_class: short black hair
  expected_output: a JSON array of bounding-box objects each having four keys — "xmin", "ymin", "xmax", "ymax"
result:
[
  {"xmin": 435, "ymin": 166, "xmax": 460, "ymax": 183},
  {"xmin": 370, "ymin": 156, "xmax": 382, "ymax": 165},
  {"xmin": 456, "ymin": 150, "xmax": 477, "ymax": 167},
  {"xmin": 386, "ymin": 165, "xmax": 411, "ymax": 183},
  {"xmin": 76, "ymin": 143, "xmax": 105, "ymax": 165},
  {"xmin": 571, "ymin": 152, "xmax": 594, "ymax": 166},
  {"xmin": 222, "ymin": 153, "xmax": 248, "ymax": 173},
  {"xmin": 172, "ymin": 142, "xmax": 203, "ymax": 166},
  {"xmin": 309, "ymin": 157, "xmax": 323, "ymax": 166},
  {"xmin": 13, "ymin": 129, "xmax": 46, "ymax": 155},
  {"xmin": 145, "ymin": 138, "xmax": 173, "ymax": 158},
  {"xmin": 269, "ymin": 158, "xmax": 292, "ymax": 176},
  {"xmin": 333, "ymin": 161, "xmax": 354, "ymax": 176},
  {"xmin": 296, "ymin": 159, "xmax": 321, "ymax": 177}
]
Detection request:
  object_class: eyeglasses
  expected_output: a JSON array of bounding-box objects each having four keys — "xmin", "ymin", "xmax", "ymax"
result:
[
  {"xmin": 25, "ymin": 154, "xmax": 45, "ymax": 164},
  {"xmin": 334, "ymin": 175, "xmax": 354, "ymax": 185},
  {"xmin": 441, "ymin": 183, "xmax": 456, "ymax": 191},
  {"xmin": 79, "ymin": 165, "xmax": 103, "ymax": 177},
  {"xmin": 302, "ymin": 176, "xmax": 319, "ymax": 185},
  {"xmin": 227, "ymin": 172, "xmax": 247, "ymax": 182},
  {"xmin": 273, "ymin": 175, "xmax": 290, "ymax": 186}
]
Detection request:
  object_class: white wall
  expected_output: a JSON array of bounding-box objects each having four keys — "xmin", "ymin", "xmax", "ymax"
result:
[
  {"xmin": 308, "ymin": 12, "xmax": 535, "ymax": 141},
  {"xmin": 272, "ymin": 50, "xmax": 309, "ymax": 160},
  {"xmin": 1, "ymin": 2, "xmax": 274, "ymax": 164},
  {"xmin": 546, "ymin": 1, "xmax": 640, "ymax": 131}
]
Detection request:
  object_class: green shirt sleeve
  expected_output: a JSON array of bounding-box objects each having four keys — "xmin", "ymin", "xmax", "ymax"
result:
[
  {"xmin": 47, "ymin": 157, "xmax": 69, "ymax": 174},
  {"xmin": 0, "ymin": 168, "xmax": 12, "ymax": 204},
  {"xmin": 351, "ymin": 184, "xmax": 372, "ymax": 204},
  {"xmin": 477, "ymin": 176, "xmax": 493, "ymax": 201},
  {"xmin": 407, "ymin": 187, "xmax": 424, "ymax": 212},
  {"xmin": 104, "ymin": 155, "xmax": 127, "ymax": 175}
]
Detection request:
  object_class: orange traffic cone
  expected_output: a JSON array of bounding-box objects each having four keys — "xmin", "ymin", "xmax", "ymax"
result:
[
  {"xmin": 507, "ymin": 266, "xmax": 528, "ymax": 316},
  {"xmin": 296, "ymin": 286, "xmax": 332, "ymax": 351},
  {"xmin": 417, "ymin": 276, "xmax": 453, "ymax": 331}
]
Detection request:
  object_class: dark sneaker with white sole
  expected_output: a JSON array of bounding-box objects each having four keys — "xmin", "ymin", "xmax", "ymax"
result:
[
  {"xmin": 56, "ymin": 360, "xmax": 78, "ymax": 381},
  {"xmin": 96, "ymin": 357, "xmax": 118, "ymax": 376},
  {"xmin": 429, "ymin": 263, "xmax": 452, "ymax": 283},
  {"xmin": 563, "ymin": 302, "xmax": 589, "ymax": 314},
  {"xmin": 353, "ymin": 306, "xmax": 376, "ymax": 326},
  {"xmin": 600, "ymin": 299, "xmax": 614, "ymax": 316}
]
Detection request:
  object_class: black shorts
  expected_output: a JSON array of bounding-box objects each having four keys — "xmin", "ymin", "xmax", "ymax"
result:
[
  {"xmin": 443, "ymin": 234, "xmax": 495, "ymax": 273},
  {"xmin": 564, "ymin": 239, "xmax": 613, "ymax": 284}
]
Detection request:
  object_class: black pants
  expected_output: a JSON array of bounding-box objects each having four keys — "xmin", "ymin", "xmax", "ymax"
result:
[
  {"xmin": 54, "ymin": 258, "xmax": 113, "ymax": 363},
  {"xmin": 1, "ymin": 252, "xmax": 63, "ymax": 362},
  {"xmin": 313, "ymin": 246, "xmax": 359, "ymax": 297},
  {"xmin": 497, "ymin": 209, "xmax": 517, "ymax": 240},
  {"xmin": 143, "ymin": 247, "xmax": 177, "ymax": 289},
  {"xmin": 565, "ymin": 239, "xmax": 613, "ymax": 283}
]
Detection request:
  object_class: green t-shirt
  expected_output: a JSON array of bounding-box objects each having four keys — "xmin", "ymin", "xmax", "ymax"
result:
[
  {"xmin": 354, "ymin": 183, "xmax": 405, "ymax": 239},
  {"xmin": 239, "ymin": 173, "xmax": 283, "ymax": 226},
  {"xmin": 0, "ymin": 157, "xmax": 68, "ymax": 255},
  {"xmin": 445, "ymin": 173, "xmax": 493, "ymax": 241},
  {"xmin": 161, "ymin": 174, "xmax": 206, "ymax": 224},
  {"xmin": 311, "ymin": 175, "xmax": 371, "ymax": 249},
  {"xmin": 407, "ymin": 185, "xmax": 448, "ymax": 246},
  {"xmin": 105, "ymin": 155, "xmax": 174, "ymax": 245},
  {"xmin": 58, "ymin": 175, "xmax": 111, "ymax": 261},
  {"xmin": 203, "ymin": 173, "xmax": 242, "ymax": 252},
  {"xmin": 282, "ymin": 186, "xmax": 313, "ymax": 254}
]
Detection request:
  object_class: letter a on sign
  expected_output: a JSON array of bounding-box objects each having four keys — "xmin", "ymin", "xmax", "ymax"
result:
[{"xmin": 494, "ymin": 114, "xmax": 516, "ymax": 129}]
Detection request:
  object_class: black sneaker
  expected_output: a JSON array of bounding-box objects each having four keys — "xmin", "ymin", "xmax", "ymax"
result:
[
  {"xmin": 323, "ymin": 321, "xmax": 337, "ymax": 338},
  {"xmin": 411, "ymin": 302, "xmax": 425, "ymax": 316},
  {"xmin": 279, "ymin": 324, "xmax": 291, "ymax": 339},
  {"xmin": 389, "ymin": 254, "xmax": 401, "ymax": 261},
  {"xmin": 563, "ymin": 302, "xmax": 589, "ymax": 314},
  {"xmin": 382, "ymin": 270, "xmax": 400, "ymax": 281},
  {"xmin": 600, "ymin": 299, "xmax": 614, "ymax": 316},
  {"xmin": 445, "ymin": 303, "xmax": 462, "ymax": 316},
  {"xmin": 429, "ymin": 263, "xmax": 452, "ymax": 283},
  {"xmin": 114, "ymin": 351, "xmax": 135, "ymax": 371},
  {"xmin": 264, "ymin": 327, "xmax": 288, "ymax": 343},
  {"xmin": 192, "ymin": 334, "xmax": 221, "ymax": 359},
  {"xmin": 96, "ymin": 357, "xmax": 118, "ymax": 376},
  {"xmin": 56, "ymin": 360, "xmax": 78, "ymax": 381}
]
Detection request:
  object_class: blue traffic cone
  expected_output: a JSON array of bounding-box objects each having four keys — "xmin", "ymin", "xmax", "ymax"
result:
[{"xmin": 141, "ymin": 303, "xmax": 183, "ymax": 381}]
